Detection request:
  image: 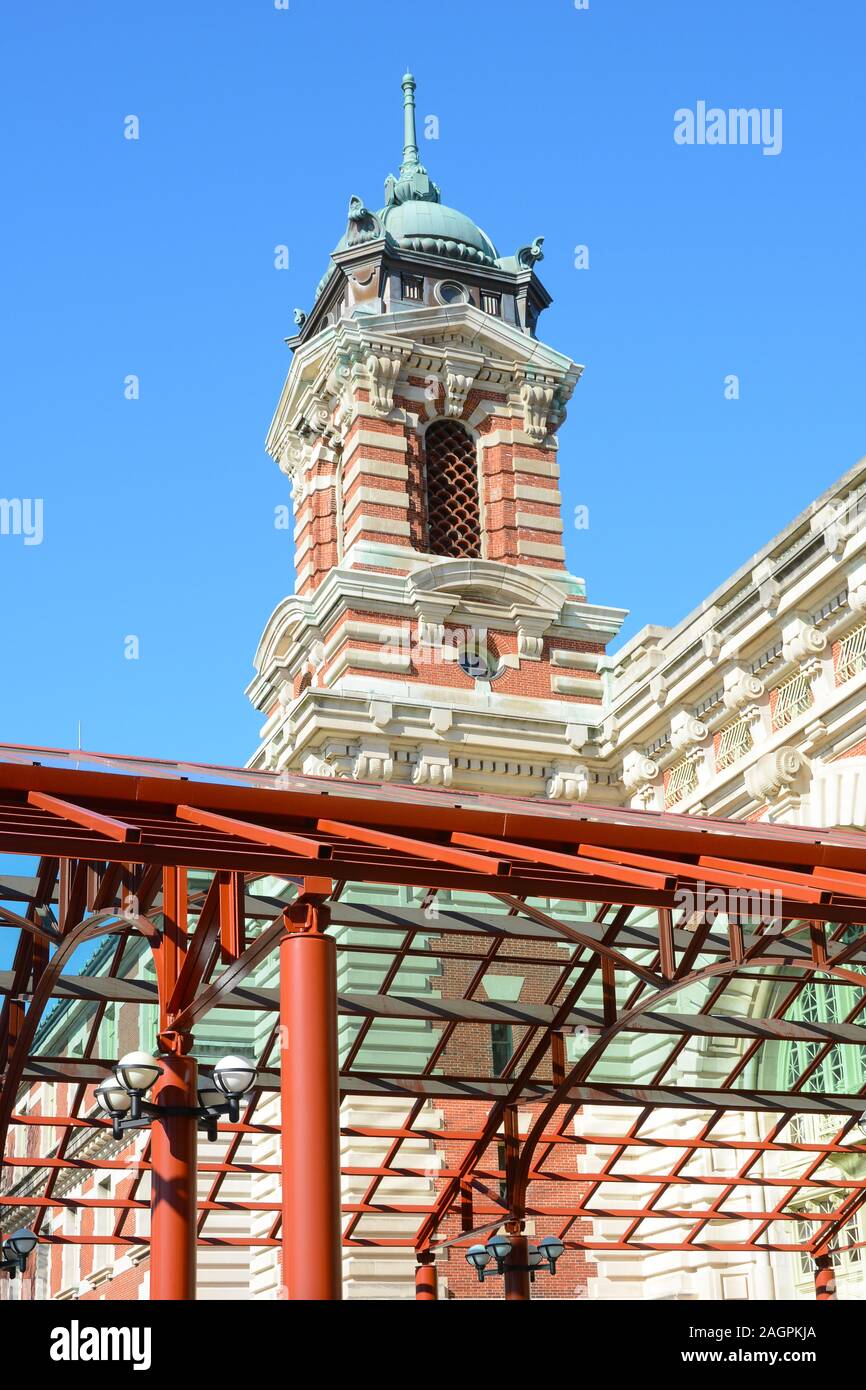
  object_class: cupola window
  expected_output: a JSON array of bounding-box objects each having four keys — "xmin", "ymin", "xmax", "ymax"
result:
[
  {"xmin": 480, "ymin": 290, "xmax": 501, "ymax": 317},
  {"xmin": 401, "ymin": 274, "xmax": 424, "ymax": 302}
]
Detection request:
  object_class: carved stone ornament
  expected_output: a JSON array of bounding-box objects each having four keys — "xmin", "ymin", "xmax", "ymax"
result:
[
  {"xmin": 445, "ymin": 368, "xmax": 474, "ymax": 418},
  {"xmin": 278, "ymin": 429, "xmax": 311, "ymax": 484},
  {"xmin": 545, "ymin": 763, "xmax": 589, "ymax": 801},
  {"xmin": 670, "ymin": 712, "xmax": 708, "ymax": 752},
  {"xmin": 782, "ymin": 622, "xmax": 827, "ymax": 666},
  {"xmin": 745, "ymin": 748, "xmax": 811, "ymax": 804},
  {"xmin": 810, "ymin": 498, "xmax": 857, "ymax": 557},
  {"xmin": 353, "ymin": 743, "xmax": 394, "ymax": 782},
  {"xmin": 701, "ymin": 628, "xmax": 723, "ymax": 661},
  {"xmin": 622, "ymin": 749, "xmax": 659, "ymax": 794},
  {"xmin": 849, "ymin": 564, "xmax": 866, "ymax": 614},
  {"xmin": 752, "ymin": 559, "xmax": 781, "ymax": 612},
  {"xmin": 723, "ymin": 670, "xmax": 765, "ymax": 712},
  {"xmin": 365, "ymin": 349, "xmax": 404, "ymax": 416},
  {"xmin": 516, "ymin": 236, "xmax": 545, "ymax": 268},
  {"xmin": 301, "ymin": 753, "xmax": 337, "ymax": 779},
  {"xmin": 346, "ymin": 195, "xmax": 384, "ymax": 246},
  {"xmin": 519, "ymin": 376, "xmax": 555, "ymax": 443},
  {"xmin": 412, "ymin": 752, "xmax": 454, "ymax": 788}
]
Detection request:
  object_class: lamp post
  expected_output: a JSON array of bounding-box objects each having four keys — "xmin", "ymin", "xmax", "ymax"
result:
[
  {"xmin": 95, "ymin": 1048, "xmax": 257, "ymax": 1301},
  {"xmin": 466, "ymin": 1232, "xmax": 565, "ymax": 1298}
]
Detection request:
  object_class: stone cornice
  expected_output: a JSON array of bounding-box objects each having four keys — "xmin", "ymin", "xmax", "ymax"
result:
[{"xmin": 265, "ymin": 305, "xmax": 582, "ymax": 461}]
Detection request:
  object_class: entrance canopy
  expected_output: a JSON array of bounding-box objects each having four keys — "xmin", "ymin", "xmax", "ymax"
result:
[{"xmin": 2, "ymin": 742, "xmax": 866, "ymax": 1272}]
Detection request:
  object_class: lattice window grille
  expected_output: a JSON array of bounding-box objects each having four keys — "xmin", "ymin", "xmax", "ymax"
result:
[
  {"xmin": 716, "ymin": 717, "xmax": 753, "ymax": 770},
  {"xmin": 425, "ymin": 421, "xmax": 481, "ymax": 559},
  {"xmin": 838, "ymin": 621, "xmax": 866, "ymax": 683},
  {"xmin": 665, "ymin": 757, "xmax": 698, "ymax": 806},
  {"xmin": 772, "ymin": 671, "xmax": 812, "ymax": 729}
]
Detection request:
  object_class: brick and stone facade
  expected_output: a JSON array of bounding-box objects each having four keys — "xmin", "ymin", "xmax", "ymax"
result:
[{"xmin": 6, "ymin": 72, "xmax": 866, "ymax": 1304}]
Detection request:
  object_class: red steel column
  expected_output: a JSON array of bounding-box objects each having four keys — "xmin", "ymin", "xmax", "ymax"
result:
[
  {"xmin": 415, "ymin": 1255, "xmax": 438, "ymax": 1300},
  {"xmin": 814, "ymin": 1253, "xmax": 837, "ymax": 1300},
  {"xmin": 280, "ymin": 905, "xmax": 342, "ymax": 1301},
  {"xmin": 150, "ymin": 1050, "xmax": 198, "ymax": 1300},
  {"xmin": 504, "ymin": 1234, "xmax": 531, "ymax": 1301}
]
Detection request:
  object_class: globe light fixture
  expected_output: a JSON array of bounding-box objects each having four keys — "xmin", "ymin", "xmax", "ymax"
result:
[
  {"xmin": 465, "ymin": 1229, "xmax": 565, "ymax": 1285},
  {"xmin": 1, "ymin": 1228, "xmax": 38, "ymax": 1279},
  {"xmin": 212, "ymin": 1056, "xmax": 257, "ymax": 1098},
  {"xmin": 485, "ymin": 1232, "xmax": 512, "ymax": 1266},
  {"xmin": 465, "ymin": 1244, "xmax": 492, "ymax": 1280},
  {"xmin": 537, "ymin": 1234, "xmax": 565, "ymax": 1272},
  {"xmin": 95, "ymin": 1081, "xmax": 132, "ymax": 1118},
  {"xmin": 95, "ymin": 1052, "xmax": 257, "ymax": 1140},
  {"xmin": 114, "ymin": 1050, "xmax": 163, "ymax": 1095}
]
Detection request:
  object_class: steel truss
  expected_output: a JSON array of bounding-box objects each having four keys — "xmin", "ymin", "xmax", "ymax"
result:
[{"xmin": 2, "ymin": 743, "xmax": 866, "ymax": 1297}]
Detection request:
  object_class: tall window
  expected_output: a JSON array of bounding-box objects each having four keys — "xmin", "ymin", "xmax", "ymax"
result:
[
  {"xmin": 491, "ymin": 1022, "xmax": 514, "ymax": 1077},
  {"xmin": 425, "ymin": 420, "xmax": 481, "ymax": 559},
  {"xmin": 782, "ymin": 981, "xmax": 862, "ymax": 1094}
]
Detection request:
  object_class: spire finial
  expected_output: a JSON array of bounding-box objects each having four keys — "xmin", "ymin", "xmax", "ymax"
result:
[
  {"xmin": 384, "ymin": 71, "xmax": 440, "ymax": 207},
  {"xmin": 400, "ymin": 70, "xmax": 420, "ymax": 178}
]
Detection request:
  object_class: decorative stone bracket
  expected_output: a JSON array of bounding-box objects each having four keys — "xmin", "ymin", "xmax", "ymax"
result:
[
  {"xmin": 782, "ymin": 617, "xmax": 827, "ymax": 667},
  {"xmin": 353, "ymin": 741, "xmax": 394, "ymax": 782},
  {"xmin": 745, "ymin": 748, "xmax": 811, "ymax": 804},
  {"xmin": 443, "ymin": 350, "xmax": 482, "ymax": 419},
  {"xmin": 546, "ymin": 763, "xmax": 589, "ymax": 801},
  {"xmin": 622, "ymin": 749, "xmax": 660, "ymax": 796},
  {"xmin": 670, "ymin": 711, "xmax": 708, "ymax": 753},
  {"xmin": 810, "ymin": 497, "xmax": 859, "ymax": 557},
  {"xmin": 723, "ymin": 669, "xmax": 765, "ymax": 713},
  {"xmin": 363, "ymin": 338, "xmax": 411, "ymax": 416},
  {"xmin": 752, "ymin": 558, "xmax": 781, "ymax": 613},
  {"xmin": 517, "ymin": 369, "xmax": 560, "ymax": 443},
  {"xmin": 412, "ymin": 750, "xmax": 454, "ymax": 789}
]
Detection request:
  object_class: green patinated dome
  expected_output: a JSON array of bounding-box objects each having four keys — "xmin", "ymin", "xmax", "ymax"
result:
[
  {"xmin": 379, "ymin": 198, "xmax": 498, "ymax": 265},
  {"xmin": 313, "ymin": 73, "xmax": 520, "ymax": 301}
]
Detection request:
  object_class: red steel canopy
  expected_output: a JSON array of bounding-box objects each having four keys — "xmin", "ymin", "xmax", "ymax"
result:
[{"xmin": 2, "ymin": 742, "xmax": 866, "ymax": 1297}]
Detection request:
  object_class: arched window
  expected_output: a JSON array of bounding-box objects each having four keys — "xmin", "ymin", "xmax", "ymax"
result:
[
  {"xmin": 424, "ymin": 420, "xmax": 481, "ymax": 559},
  {"xmin": 781, "ymin": 980, "xmax": 863, "ymax": 1095}
]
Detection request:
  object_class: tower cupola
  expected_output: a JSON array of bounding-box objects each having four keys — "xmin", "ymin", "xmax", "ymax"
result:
[{"xmin": 250, "ymin": 73, "xmax": 627, "ymax": 801}]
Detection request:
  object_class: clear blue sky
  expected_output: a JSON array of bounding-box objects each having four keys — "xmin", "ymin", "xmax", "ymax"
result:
[{"xmin": 1, "ymin": 0, "xmax": 864, "ymax": 768}]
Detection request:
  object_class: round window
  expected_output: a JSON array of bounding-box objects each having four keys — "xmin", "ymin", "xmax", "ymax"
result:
[
  {"xmin": 457, "ymin": 635, "xmax": 500, "ymax": 681},
  {"xmin": 435, "ymin": 280, "xmax": 468, "ymax": 306}
]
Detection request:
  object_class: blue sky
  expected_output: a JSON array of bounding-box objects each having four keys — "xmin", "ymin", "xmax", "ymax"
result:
[{"xmin": 1, "ymin": 0, "xmax": 864, "ymax": 769}]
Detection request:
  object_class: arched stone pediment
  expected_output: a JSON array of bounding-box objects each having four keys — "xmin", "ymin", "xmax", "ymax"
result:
[{"xmin": 406, "ymin": 558, "xmax": 566, "ymax": 622}]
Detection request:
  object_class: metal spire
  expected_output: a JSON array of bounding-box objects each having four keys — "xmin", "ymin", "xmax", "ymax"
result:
[
  {"xmin": 399, "ymin": 71, "xmax": 420, "ymax": 178},
  {"xmin": 384, "ymin": 71, "xmax": 440, "ymax": 207}
]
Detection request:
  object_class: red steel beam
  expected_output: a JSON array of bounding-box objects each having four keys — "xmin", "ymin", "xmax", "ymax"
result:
[
  {"xmin": 451, "ymin": 830, "xmax": 669, "ymax": 891},
  {"xmin": 27, "ymin": 790, "xmax": 141, "ymax": 843},
  {"xmin": 576, "ymin": 843, "xmax": 825, "ymax": 905},
  {"xmin": 318, "ymin": 818, "xmax": 510, "ymax": 875},
  {"xmin": 176, "ymin": 803, "xmax": 331, "ymax": 859}
]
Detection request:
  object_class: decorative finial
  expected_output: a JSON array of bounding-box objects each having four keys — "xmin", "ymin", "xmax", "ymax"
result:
[
  {"xmin": 384, "ymin": 71, "xmax": 441, "ymax": 208},
  {"xmin": 400, "ymin": 71, "xmax": 419, "ymax": 179}
]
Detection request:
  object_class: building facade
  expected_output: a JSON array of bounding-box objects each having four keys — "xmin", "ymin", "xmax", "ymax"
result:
[{"xmin": 4, "ymin": 73, "xmax": 866, "ymax": 1301}]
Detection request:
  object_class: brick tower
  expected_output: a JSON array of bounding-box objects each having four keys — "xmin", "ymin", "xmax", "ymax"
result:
[{"xmin": 248, "ymin": 72, "xmax": 625, "ymax": 800}]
